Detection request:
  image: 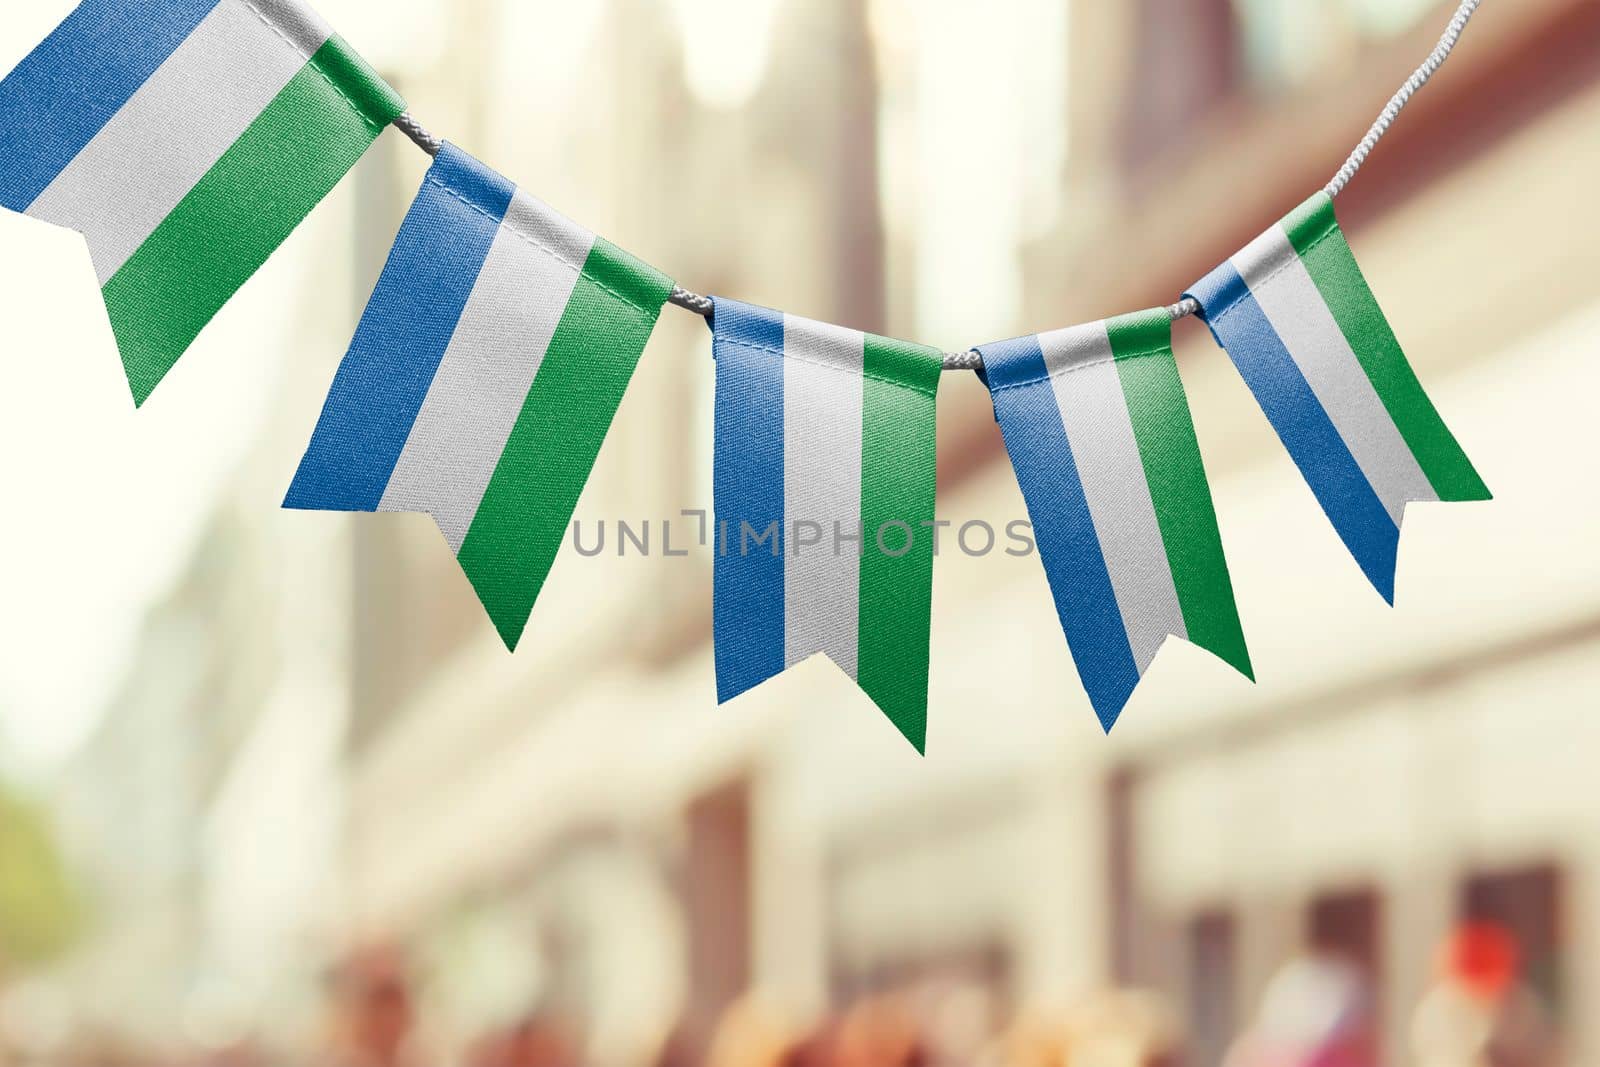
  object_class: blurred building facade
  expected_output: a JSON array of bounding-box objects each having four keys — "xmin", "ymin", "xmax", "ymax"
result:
[{"xmin": 12, "ymin": 0, "xmax": 1600, "ymax": 1063}]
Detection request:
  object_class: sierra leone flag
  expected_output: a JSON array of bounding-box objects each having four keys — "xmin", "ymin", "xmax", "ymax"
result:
[
  {"xmin": 977, "ymin": 310, "xmax": 1252, "ymax": 731},
  {"xmin": 0, "ymin": 0, "xmax": 405, "ymax": 404},
  {"xmin": 286, "ymin": 143, "xmax": 674, "ymax": 650},
  {"xmin": 1188, "ymin": 192, "xmax": 1490, "ymax": 602},
  {"xmin": 712, "ymin": 300, "xmax": 943, "ymax": 753}
]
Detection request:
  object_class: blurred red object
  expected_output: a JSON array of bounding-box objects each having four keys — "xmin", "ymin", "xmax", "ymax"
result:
[
  {"xmin": 329, "ymin": 944, "xmax": 416, "ymax": 1067},
  {"xmin": 1440, "ymin": 922, "xmax": 1521, "ymax": 1002},
  {"xmin": 468, "ymin": 1016, "xmax": 577, "ymax": 1067}
]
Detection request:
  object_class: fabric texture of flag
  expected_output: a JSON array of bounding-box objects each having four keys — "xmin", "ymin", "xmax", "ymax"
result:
[
  {"xmin": 711, "ymin": 299, "xmax": 943, "ymax": 753},
  {"xmin": 0, "ymin": 0, "xmax": 405, "ymax": 405},
  {"xmin": 285, "ymin": 143, "xmax": 674, "ymax": 650},
  {"xmin": 977, "ymin": 310, "xmax": 1252, "ymax": 731},
  {"xmin": 1187, "ymin": 191, "xmax": 1491, "ymax": 602}
]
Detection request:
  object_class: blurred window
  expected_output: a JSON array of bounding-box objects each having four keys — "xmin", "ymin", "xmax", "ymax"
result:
[
  {"xmin": 1461, "ymin": 865, "xmax": 1564, "ymax": 1015},
  {"xmin": 1343, "ymin": 0, "xmax": 1453, "ymax": 36},
  {"xmin": 1307, "ymin": 887, "xmax": 1384, "ymax": 1059},
  {"xmin": 1116, "ymin": 0, "xmax": 1463, "ymax": 175},
  {"xmin": 1107, "ymin": 769, "xmax": 1140, "ymax": 983},
  {"xmin": 1308, "ymin": 887, "xmax": 1383, "ymax": 982},
  {"xmin": 1120, "ymin": 0, "xmax": 1242, "ymax": 170},
  {"xmin": 1233, "ymin": 0, "xmax": 1443, "ymax": 88},
  {"xmin": 681, "ymin": 780, "xmax": 753, "ymax": 1056},
  {"xmin": 1186, "ymin": 910, "xmax": 1237, "ymax": 1067},
  {"xmin": 668, "ymin": 0, "xmax": 782, "ymax": 109}
]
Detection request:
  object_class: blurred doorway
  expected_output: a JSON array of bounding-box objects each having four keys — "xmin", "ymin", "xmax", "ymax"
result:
[
  {"xmin": 679, "ymin": 779, "xmax": 753, "ymax": 1058},
  {"xmin": 1461, "ymin": 864, "xmax": 1564, "ymax": 1018},
  {"xmin": 1308, "ymin": 887, "xmax": 1383, "ymax": 992},
  {"xmin": 1186, "ymin": 909, "xmax": 1238, "ymax": 1067}
]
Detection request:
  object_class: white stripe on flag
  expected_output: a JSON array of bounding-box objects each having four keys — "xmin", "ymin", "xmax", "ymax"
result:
[
  {"xmin": 25, "ymin": 0, "xmax": 330, "ymax": 283},
  {"xmin": 381, "ymin": 191, "xmax": 595, "ymax": 552},
  {"xmin": 782, "ymin": 316, "xmax": 864, "ymax": 678},
  {"xmin": 1041, "ymin": 321, "xmax": 1186, "ymax": 673},
  {"xmin": 1234, "ymin": 226, "xmax": 1437, "ymax": 523},
  {"xmin": 502, "ymin": 189, "xmax": 599, "ymax": 275}
]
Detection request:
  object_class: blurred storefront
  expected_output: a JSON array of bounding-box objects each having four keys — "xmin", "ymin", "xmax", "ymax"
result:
[{"xmin": 1, "ymin": 0, "xmax": 1598, "ymax": 1064}]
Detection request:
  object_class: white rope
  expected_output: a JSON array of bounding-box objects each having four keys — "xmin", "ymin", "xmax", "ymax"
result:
[
  {"xmin": 390, "ymin": 0, "xmax": 1485, "ymax": 371},
  {"xmin": 667, "ymin": 286, "xmax": 714, "ymax": 316},
  {"xmin": 1168, "ymin": 298, "xmax": 1199, "ymax": 322},
  {"xmin": 394, "ymin": 112, "xmax": 442, "ymax": 156},
  {"xmin": 1326, "ymin": 0, "xmax": 1483, "ymax": 198}
]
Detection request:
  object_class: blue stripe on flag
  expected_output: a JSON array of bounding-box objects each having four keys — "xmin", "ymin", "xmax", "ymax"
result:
[
  {"xmin": 285, "ymin": 145, "xmax": 513, "ymax": 513},
  {"xmin": 980, "ymin": 335, "xmax": 1140, "ymax": 731},
  {"xmin": 0, "ymin": 0, "xmax": 224, "ymax": 212},
  {"xmin": 712, "ymin": 299, "xmax": 787, "ymax": 703},
  {"xmin": 1188, "ymin": 261, "xmax": 1401, "ymax": 602}
]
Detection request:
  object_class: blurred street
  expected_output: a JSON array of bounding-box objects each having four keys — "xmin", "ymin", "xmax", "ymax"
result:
[{"xmin": 0, "ymin": 0, "xmax": 1598, "ymax": 1064}]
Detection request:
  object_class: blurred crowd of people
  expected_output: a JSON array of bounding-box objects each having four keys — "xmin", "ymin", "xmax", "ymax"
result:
[
  {"xmin": 0, "ymin": 923, "xmax": 1561, "ymax": 1067},
  {"xmin": 1220, "ymin": 924, "xmax": 1557, "ymax": 1067}
]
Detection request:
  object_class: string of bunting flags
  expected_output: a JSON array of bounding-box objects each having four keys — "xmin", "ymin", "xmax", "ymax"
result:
[{"xmin": 0, "ymin": 0, "xmax": 1492, "ymax": 752}]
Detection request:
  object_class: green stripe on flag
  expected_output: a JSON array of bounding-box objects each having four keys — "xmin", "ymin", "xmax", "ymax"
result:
[
  {"xmin": 103, "ymin": 37, "xmax": 405, "ymax": 405},
  {"xmin": 1109, "ymin": 309, "xmax": 1253, "ymax": 680},
  {"xmin": 856, "ymin": 335, "xmax": 942, "ymax": 753},
  {"xmin": 1284, "ymin": 193, "xmax": 1490, "ymax": 503},
  {"xmin": 457, "ymin": 238, "xmax": 673, "ymax": 650}
]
